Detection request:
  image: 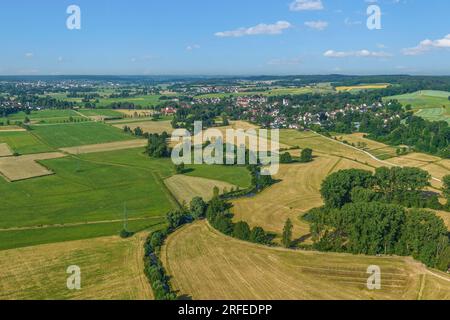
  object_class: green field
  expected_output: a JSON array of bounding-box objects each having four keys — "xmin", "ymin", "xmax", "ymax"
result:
[
  {"xmin": 185, "ymin": 164, "xmax": 252, "ymax": 189},
  {"xmin": 0, "ymin": 109, "xmax": 82, "ymax": 124},
  {"xmin": 195, "ymin": 85, "xmax": 333, "ymax": 99},
  {"xmin": 384, "ymin": 90, "xmax": 450, "ymax": 123},
  {"xmin": 385, "ymin": 90, "xmax": 450, "ymax": 109},
  {"xmin": 0, "ymin": 148, "xmax": 177, "ymax": 249},
  {"xmin": 78, "ymin": 109, "xmax": 124, "ymax": 118},
  {"xmin": 30, "ymin": 122, "xmax": 134, "ymax": 148},
  {"xmin": 96, "ymin": 95, "xmax": 173, "ymax": 107},
  {"xmin": 416, "ymin": 107, "xmax": 450, "ymax": 124},
  {"xmin": 0, "ymin": 131, "xmax": 54, "ymax": 154},
  {"xmin": 0, "ymin": 219, "xmax": 164, "ymax": 251}
]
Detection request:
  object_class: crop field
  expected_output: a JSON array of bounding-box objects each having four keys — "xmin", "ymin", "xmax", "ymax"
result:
[
  {"xmin": 30, "ymin": 122, "xmax": 134, "ymax": 148},
  {"xmin": 0, "ymin": 152, "xmax": 66, "ymax": 181},
  {"xmin": 60, "ymin": 139, "xmax": 148, "ymax": 155},
  {"xmin": 385, "ymin": 90, "xmax": 450, "ymax": 110},
  {"xmin": 165, "ymin": 175, "xmax": 237, "ymax": 204},
  {"xmin": 232, "ymin": 155, "xmax": 372, "ymax": 242},
  {"xmin": 78, "ymin": 109, "xmax": 124, "ymax": 118},
  {"xmin": 231, "ymin": 128, "xmax": 448, "ymax": 241},
  {"xmin": 0, "ymin": 131, "xmax": 54, "ymax": 154},
  {"xmin": 96, "ymin": 95, "xmax": 171, "ymax": 107},
  {"xmin": 113, "ymin": 120, "xmax": 173, "ymax": 134},
  {"xmin": 0, "ymin": 143, "xmax": 13, "ymax": 156},
  {"xmin": 0, "ymin": 109, "xmax": 81, "ymax": 124},
  {"xmin": 0, "ymin": 149, "xmax": 178, "ymax": 249},
  {"xmin": 116, "ymin": 109, "xmax": 155, "ymax": 117},
  {"xmin": 384, "ymin": 90, "xmax": 450, "ymax": 123},
  {"xmin": 0, "ymin": 233, "xmax": 154, "ymax": 300},
  {"xmin": 332, "ymin": 133, "xmax": 398, "ymax": 160},
  {"xmin": 415, "ymin": 107, "xmax": 450, "ymax": 124},
  {"xmin": 161, "ymin": 221, "xmax": 450, "ymax": 300},
  {"xmin": 279, "ymin": 130, "xmax": 381, "ymax": 167},
  {"xmin": 185, "ymin": 164, "xmax": 252, "ymax": 189},
  {"xmin": 335, "ymin": 84, "xmax": 390, "ymax": 92},
  {"xmin": 0, "ymin": 216, "xmax": 165, "ymax": 251}
]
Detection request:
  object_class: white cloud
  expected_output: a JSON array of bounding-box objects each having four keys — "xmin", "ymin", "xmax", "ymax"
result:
[
  {"xmin": 304, "ymin": 20, "xmax": 328, "ymax": 31},
  {"xmin": 289, "ymin": 0, "xmax": 324, "ymax": 11},
  {"xmin": 215, "ymin": 21, "xmax": 292, "ymax": 37},
  {"xmin": 25, "ymin": 52, "xmax": 34, "ymax": 59},
  {"xmin": 324, "ymin": 49, "xmax": 392, "ymax": 58},
  {"xmin": 186, "ymin": 44, "xmax": 201, "ymax": 51},
  {"xmin": 403, "ymin": 34, "xmax": 450, "ymax": 56}
]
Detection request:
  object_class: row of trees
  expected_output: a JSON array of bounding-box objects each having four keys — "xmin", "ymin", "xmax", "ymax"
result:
[
  {"xmin": 206, "ymin": 193, "xmax": 272, "ymax": 245},
  {"xmin": 280, "ymin": 148, "xmax": 313, "ymax": 164}
]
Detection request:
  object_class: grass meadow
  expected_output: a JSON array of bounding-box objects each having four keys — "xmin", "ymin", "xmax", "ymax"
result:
[
  {"xmin": 30, "ymin": 122, "xmax": 134, "ymax": 148},
  {"xmin": 0, "ymin": 131, "xmax": 54, "ymax": 154}
]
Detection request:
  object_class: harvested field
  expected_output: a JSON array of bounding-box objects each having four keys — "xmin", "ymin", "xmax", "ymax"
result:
[
  {"xmin": 232, "ymin": 155, "xmax": 342, "ymax": 242},
  {"xmin": 161, "ymin": 221, "xmax": 450, "ymax": 300},
  {"xmin": 116, "ymin": 109, "xmax": 155, "ymax": 117},
  {"xmin": 0, "ymin": 127, "xmax": 26, "ymax": 132},
  {"xmin": 434, "ymin": 211, "xmax": 450, "ymax": 231},
  {"xmin": 0, "ymin": 233, "xmax": 152, "ymax": 300},
  {"xmin": 165, "ymin": 175, "xmax": 237, "ymax": 204},
  {"xmin": 0, "ymin": 143, "xmax": 13, "ymax": 157},
  {"xmin": 0, "ymin": 152, "xmax": 66, "ymax": 181},
  {"xmin": 332, "ymin": 133, "xmax": 398, "ymax": 160},
  {"xmin": 336, "ymin": 84, "xmax": 390, "ymax": 92},
  {"xmin": 113, "ymin": 120, "xmax": 173, "ymax": 135},
  {"xmin": 60, "ymin": 139, "xmax": 147, "ymax": 155}
]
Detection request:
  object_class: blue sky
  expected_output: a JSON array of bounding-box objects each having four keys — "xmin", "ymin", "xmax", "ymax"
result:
[{"xmin": 0, "ymin": 0, "xmax": 449, "ymax": 75}]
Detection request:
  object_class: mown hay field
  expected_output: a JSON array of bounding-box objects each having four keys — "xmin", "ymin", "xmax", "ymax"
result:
[
  {"xmin": 0, "ymin": 233, "xmax": 153, "ymax": 300},
  {"xmin": 60, "ymin": 139, "xmax": 148, "ymax": 155},
  {"xmin": 116, "ymin": 109, "xmax": 155, "ymax": 117},
  {"xmin": 332, "ymin": 133, "xmax": 398, "ymax": 160},
  {"xmin": 161, "ymin": 221, "xmax": 450, "ymax": 300},
  {"xmin": 232, "ymin": 156, "xmax": 373, "ymax": 242},
  {"xmin": 232, "ymin": 128, "xmax": 448, "ymax": 241},
  {"xmin": 0, "ymin": 152, "xmax": 66, "ymax": 181},
  {"xmin": 0, "ymin": 143, "xmax": 13, "ymax": 157},
  {"xmin": 113, "ymin": 120, "xmax": 173, "ymax": 135},
  {"xmin": 165, "ymin": 175, "xmax": 237, "ymax": 204},
  {"xmin": 384, "ymin": 90, "xmax": 450, "ymax": 110}
]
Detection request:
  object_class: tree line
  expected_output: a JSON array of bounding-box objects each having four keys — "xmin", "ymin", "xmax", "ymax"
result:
[{"xmin": 306, "ymin": 168, "xmax": 449, "ymax": 270}]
